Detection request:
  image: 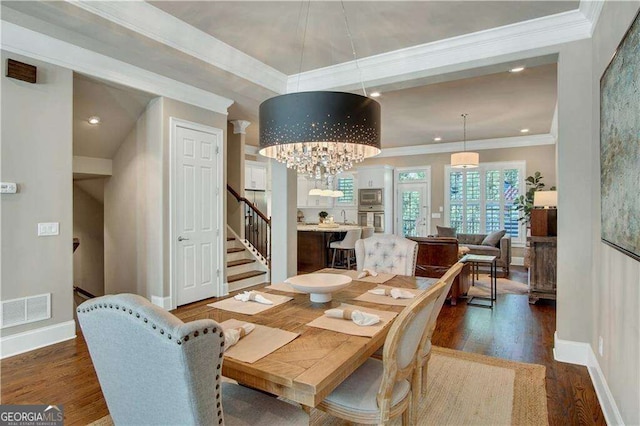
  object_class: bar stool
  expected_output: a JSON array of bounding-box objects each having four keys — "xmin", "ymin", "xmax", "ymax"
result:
[
  {"xmin": 361, "ymin": 226, "xmax": 375, "ymax": 239},
  {"xmin": 330, "ymin": 229, "xmax": 362, "ymax": 269}
]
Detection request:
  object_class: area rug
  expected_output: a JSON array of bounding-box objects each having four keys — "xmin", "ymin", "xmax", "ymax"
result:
[
  {"xmin": 89, "ymin": 347, "xmax": 548, "ymax": 426},
  {"xmin": 467, "ymin": 273, "xmax": 529, "ymax": 298}
]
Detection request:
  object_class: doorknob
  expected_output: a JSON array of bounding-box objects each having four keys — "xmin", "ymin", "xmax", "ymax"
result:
[{"xmin": 178, "ymin": 236, "xmax": 189, "ymax": 242}]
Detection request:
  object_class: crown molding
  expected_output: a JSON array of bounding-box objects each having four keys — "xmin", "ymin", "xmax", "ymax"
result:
[
  {"xmin": 0, "ymin": 21, "xmax": 234, "ymax": 115},
  {"xmin": 376, "ymin": 134, "xmax": 556, "ymax": 158},
  {"xmin": 67, "ymin": 1, "xmax": 288, "ymax": 94},
  {"xmin": 287, "ymin": 9, "xmax": 592, "ymax": 92},
  {"xmin": 579, "ymin": 0, "xmax": 605, "ymax": 35}
]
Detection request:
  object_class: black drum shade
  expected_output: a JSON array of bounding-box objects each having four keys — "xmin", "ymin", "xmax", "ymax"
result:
[{"xmin": 258, "ymin": 91, "xmax": 381, "ymax": 178}]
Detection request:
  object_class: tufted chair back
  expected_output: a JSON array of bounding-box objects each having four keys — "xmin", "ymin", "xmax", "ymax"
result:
[
  {"xmin": 78, "ymin": 294, "xmax": 224, "ymax": 425},
  {"xmin": 355, "ymin": 234, "xmax": 419, "ymax": 276}
]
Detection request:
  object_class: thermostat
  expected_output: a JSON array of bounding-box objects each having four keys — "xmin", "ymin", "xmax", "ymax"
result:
[{"xmin": 0, "ymin": 182, "xmax": 17, "ymax": 194}]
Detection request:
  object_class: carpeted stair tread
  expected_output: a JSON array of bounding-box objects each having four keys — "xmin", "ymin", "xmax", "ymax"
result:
[
  {"xmin": 227, "ymin": 259, "xmax": 256, "ymax": 267},
  {"xmin": 227, "ymin": 270, "xmax": 267, "ymax": 283}
]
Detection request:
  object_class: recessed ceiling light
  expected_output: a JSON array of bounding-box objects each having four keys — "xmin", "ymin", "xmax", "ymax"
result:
[
  {"xmin": 434, "ymin": 137, "xmax": 442, "ymax": 141},
  {"xmin": 370, "ymin": 92, "xmax": 381, "ymax": 98},
  {"xmin": 509, "ymin": 67, "xmax": 525, "ymax": 73},
  {"xmin": 520, "ymin": 128, "xmax": 530, "ymax": 133},
  {"xmin": 88, "ymin": 116, "xmax": 101, "ymax": 125}
]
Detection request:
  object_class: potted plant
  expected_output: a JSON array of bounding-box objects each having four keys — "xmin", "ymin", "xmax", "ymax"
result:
[
  {"xmin": 318, "ymin": 211, "xmax": 329, "ymax": 224},
  {"xmin": 513, "ymin": 172, "xmax": 555, "ymax": 268},
  {"xmin": 514, "ymin": 172, "xmax": 556, "ymax": 224}
]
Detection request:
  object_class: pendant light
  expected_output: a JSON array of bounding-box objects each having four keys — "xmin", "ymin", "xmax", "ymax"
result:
[
  {"xmin": 259, "ymin": 1, "xmax": 381, "ymax": 179},
  {"xmin": 451, "ymin": 113, "xmax": 479, "ymax": 169}
]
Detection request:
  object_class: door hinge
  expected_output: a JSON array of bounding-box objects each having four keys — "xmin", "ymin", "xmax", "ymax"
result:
[
  {"xmin": 216, "ymin": 269, "xmax": 220, "ymax": 276},
  {"xmin": 216, "ymin": 146, "xmax": 220, "ymax": 155},
  {"xmin": 216, "ymin": 229, "xmax": 220, "ymax": 236}
]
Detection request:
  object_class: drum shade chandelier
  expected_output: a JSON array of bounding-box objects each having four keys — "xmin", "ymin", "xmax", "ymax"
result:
[
  {"xmin": 259, "ymin": 92, "xmax": 381, "ymax": 179},
  {"xmin": 258, "ymin": 1, "xmax": 381, "ymax": 179},
  {"xmin": 451, "ymin": 113, "xmax": 479, "ymax": 169}
]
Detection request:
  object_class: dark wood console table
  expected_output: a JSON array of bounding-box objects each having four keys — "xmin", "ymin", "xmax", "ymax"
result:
[{"xmin": 528, "ymin": 236, "xmax": 557, "ymax": 304}]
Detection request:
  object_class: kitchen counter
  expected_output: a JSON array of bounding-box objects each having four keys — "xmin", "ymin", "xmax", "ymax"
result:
[
  {"xmin": 297, "ymin": 224, "xmax": 362, "ymax": 232},
  {"xmin": 297, "ymin": 225, "xmax": 361, "ymax": 273}
]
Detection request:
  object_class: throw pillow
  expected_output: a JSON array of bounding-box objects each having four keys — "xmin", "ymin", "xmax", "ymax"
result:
[
  {"xmin": 436, "ymin": 226, "xmax": 457, "ymax": 237},
  {"xmin": 482, "ymin": 230, "xmax": 506, "ymax": 247}
]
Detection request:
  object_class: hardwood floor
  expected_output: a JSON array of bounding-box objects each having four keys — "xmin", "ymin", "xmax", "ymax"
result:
[{"xmin": 1, "ymin": 267, "xmax": 604, "ymax": 425}]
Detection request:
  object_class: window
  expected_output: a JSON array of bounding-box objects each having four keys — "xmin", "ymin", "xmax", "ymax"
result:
[
  {"xmin": 445, "ymin": 161, "xmax": 525, "ymax": 244},
  {"xmin": 398, "ymin": 171, "xmax": 426, "ymax": 182},
  {"xmin": 335, "ymin": 176, "xmax": 355, "ymax": 205}
]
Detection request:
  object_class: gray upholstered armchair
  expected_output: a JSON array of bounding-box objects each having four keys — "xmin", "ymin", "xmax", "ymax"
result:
[
  {"xmin": 77, "ymin": 294, "xmax": 307, "ymax": 425},
  {"xmin": 355, "ymin": 234, "xmax": 419, "ymax": 276}
]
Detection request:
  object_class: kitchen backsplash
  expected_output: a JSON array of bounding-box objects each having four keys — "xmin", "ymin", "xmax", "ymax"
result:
[{"xmin": 299, "ymin": 207, "xmax": 359, "ymax": 224}]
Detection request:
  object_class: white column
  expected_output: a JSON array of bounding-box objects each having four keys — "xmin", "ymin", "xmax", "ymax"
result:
[{"xmin": 270, "ymin": 161, "xmax": 297, "ymax": 282}]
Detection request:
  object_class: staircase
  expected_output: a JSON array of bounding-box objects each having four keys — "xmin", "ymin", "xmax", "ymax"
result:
[{"xmin": 226, "ymin": 233, "xmax": 269, "ymax": 292}]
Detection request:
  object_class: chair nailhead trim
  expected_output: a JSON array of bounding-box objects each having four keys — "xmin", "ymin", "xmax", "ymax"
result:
[{"xmin": 194, "ymin": 331, "xmax": 199, "ymax": 337}]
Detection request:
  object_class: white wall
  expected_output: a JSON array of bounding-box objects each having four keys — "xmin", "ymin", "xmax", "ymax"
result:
[
  {"xmin": 104, "ymin": 97, "xmax": 227, "ymax": 301},
  {"xmin": 589, "ymin": 3, "xmax": 640, "ymax": 423},
  {"xmin": 0, "ymin": 51, "xmax": 73, "ymax": 337},
  {"xmin": 73, "ymin": 183, "xmax": 105, "ymax": 297}
]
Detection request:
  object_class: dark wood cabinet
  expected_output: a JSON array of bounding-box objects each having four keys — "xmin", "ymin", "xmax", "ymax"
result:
[{"xmin": 528, "ymin": 236, "xmax": 557, "ymax": 304}]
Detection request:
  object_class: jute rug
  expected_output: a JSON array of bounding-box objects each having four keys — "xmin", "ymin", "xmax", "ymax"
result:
[
  {"xmin": 467, "ymin": 273, "xmax": 529, "ymax": 298},
  {"xmin": 90, "ymin": 347, "xmax": 548, "ymax": 425}
]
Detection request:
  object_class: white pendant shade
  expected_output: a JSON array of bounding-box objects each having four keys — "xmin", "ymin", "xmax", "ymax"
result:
[
  {"xmin": 331, "ymin": 190, "xmax": 344, "ymax": 198},
  {"xmin": 450, "ymin": 151, "xmax": 479, "ymax": 169},
  {"xmin": 308, "ymin": 188, "xmax": 323, "ymax": 196}
]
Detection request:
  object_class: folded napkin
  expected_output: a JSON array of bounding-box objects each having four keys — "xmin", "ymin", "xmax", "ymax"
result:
[
  {"xmin": 325, "ymin": 308, "xmax": 380, "ymax": 326},
  {"xmin": 233, "ymin": 291, "xmax": 273, "ymax": 305},
  {"xmin": 224, "ymin": 323, "xmax": 256, "ymax": 350},
  {"xmin": 357, "ymin": 268, "xmax": 379, "ymax": 279},
  {"xmin": 367, "ymin": 287, "xmax": 415, "ymax": 299}
]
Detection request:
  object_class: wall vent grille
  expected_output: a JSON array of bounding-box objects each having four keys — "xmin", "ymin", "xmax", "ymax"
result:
[{"xmin": 1, "ymin": 293, "xmax": 51, "ymax": 328}]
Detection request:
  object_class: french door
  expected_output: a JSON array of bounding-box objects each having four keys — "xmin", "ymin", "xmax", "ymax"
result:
[{"xmin": 397, "ymin": 183, "xmax": 429, "ymax": 237}]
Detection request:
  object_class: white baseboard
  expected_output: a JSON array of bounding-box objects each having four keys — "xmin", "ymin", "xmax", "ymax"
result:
[
  {"xmin": 554, "ymin": 332, "xmax": 624, "ymax": 425},
  {"xmin": 511, "ymin": 256, "xmax": 524, "ymax": 266},
  {"xmin": 151, "ymin": 296, "xmax": 172, "ymax": 310},
  {"xmin": 222, "ymin": 282, "xmax": 229, "ymax": 296},
  {"xmin": 1, "ymin": 320, "xmax": 76, "ymax": 359}
]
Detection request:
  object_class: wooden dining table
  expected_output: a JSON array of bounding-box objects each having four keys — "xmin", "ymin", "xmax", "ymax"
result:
[{"xmin": 201, "ymin": 274, "xmax": 435, "ymax": 408}]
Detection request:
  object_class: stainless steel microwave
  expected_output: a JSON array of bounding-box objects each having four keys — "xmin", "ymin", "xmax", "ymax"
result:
[{"xmin": 359, "ymin": 188, "xmax": 383, "ymax": 206}]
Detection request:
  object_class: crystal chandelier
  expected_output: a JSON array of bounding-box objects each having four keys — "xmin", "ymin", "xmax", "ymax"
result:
[
  {"xmin": 258, "ymin": 2, "xmax": 381, "ymax": 178},
  {"xmin": 259, "ymin": 91, "xmax": 381, "ymax": 180}
]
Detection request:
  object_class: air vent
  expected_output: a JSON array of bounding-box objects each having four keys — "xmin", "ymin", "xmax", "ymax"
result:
[{"xmin": 1, "ymin": 293, "xmax": 51, "ymax": 328}]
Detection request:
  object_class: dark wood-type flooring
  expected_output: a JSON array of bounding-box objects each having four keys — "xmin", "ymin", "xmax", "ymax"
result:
[{"xmin": 1, "ymin": 267, "xmax": 604, "ymax": 425}]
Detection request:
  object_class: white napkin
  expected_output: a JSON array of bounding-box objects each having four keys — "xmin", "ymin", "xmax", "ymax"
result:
[
  {"xmin": 233, "ymin": 291, "xmax": 273, "ymax": 305},
  {"xmin": 367, "ymin": 287, "xmax": 415, "ymax": 299},
  {"xmin": 325, "ymin": 308, "xmax": 380, "ymax": 326},
  {"xmin": 357, "ymin": 268, "xmax": 379, "ymax": 279},
  {"xmin": 223, "ymin": 323, "xmax": 256, "ymax": 350}
]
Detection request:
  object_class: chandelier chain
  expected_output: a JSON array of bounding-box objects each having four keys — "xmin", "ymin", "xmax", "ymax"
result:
[
  {"xmin": 340, "ymin": 1, "xmax": 367, "ymax": 97},
  {"xmin": 296, "ymin": 0, "xmax": 311, "ymax": 92},
  {"xmin": 462, "ymin": 113, "xmax": 468, "ymax": 151}
]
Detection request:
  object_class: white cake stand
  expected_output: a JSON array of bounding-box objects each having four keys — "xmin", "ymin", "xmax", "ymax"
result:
[{"xmin": 285, "ymin": 273, "xmax": 352, "ymax": 303}]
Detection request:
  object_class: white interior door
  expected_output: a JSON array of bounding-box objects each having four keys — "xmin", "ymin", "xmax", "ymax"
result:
[
  {"xmin": 175, "ymin": 125, "xmax": 220, "ymax": 306},
  {"xmin": 397, "ymin": 183, "xmax": 429, "ymax": 237}
]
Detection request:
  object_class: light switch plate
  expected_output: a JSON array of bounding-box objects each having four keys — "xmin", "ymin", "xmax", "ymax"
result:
[
  {"xmin": 38, "ymin": 222, "xmax": 59, "ymax": 236},
  {"xmin": 0, "ymin": 182, "xmax": 17, "ymax": 194},
  {"xmin": 431, "ymin": 213, "xmax": 442, "ymax": 219}
]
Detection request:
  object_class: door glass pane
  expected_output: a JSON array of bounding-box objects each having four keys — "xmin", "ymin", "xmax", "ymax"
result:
[
  {"xmin": 466, "ymin": 171, "xmax": 480, "ymax": 201},
  {"xmin": 398, "ymin": 171, "xmax": 426, "ymax": 181},
  {"xmin": 504, "ymin": 204, "xmax": 520, "ymax": 238},
  {"xmin": 401, "ymin": 191, "xmax": 421, "ymax": 237},
  {"xmin": 503, "ymin": 169, "xmax": 520, "ymax": 238},
  {"xmin": 466, "ymin": 203, "xmax": 481, "ymax": 234}
]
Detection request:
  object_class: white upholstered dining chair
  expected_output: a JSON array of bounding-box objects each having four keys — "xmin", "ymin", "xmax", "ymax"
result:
[
  {"xmin": 417, "ymin": 262, "xmax": 464, "ymax": 399},
  {"xmin": 316, "ymin": 279, "xmax": 449, "ymax": 425},
  {"xmin": 355, "ymin": 234, "xmax": 419, "ymax": 276},
  {"xmin": 77, "ymin": 294, "xmax": 308, "ymax": 425}
]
